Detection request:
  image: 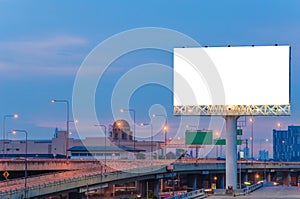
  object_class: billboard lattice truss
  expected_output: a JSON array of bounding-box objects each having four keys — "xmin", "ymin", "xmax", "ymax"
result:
[{"xmin": 174, "ymin": 104, "xmax": 290, "ymax": 116}]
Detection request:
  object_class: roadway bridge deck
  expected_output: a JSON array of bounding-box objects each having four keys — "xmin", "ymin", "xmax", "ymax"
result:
[
  {"xmin": 1, "ymin": 159, "xmax": 300, "ymax": 198},
  {"xmin": 0, "ymin": 159, "xmax": 173, "ymax": 171},
  {"xmin": 2, "ymin": 158, "xmax": 300, "ymax": 172},
  {"xmin": 0, "ymin": 164, "xmax": 169, "ymax": 198}
]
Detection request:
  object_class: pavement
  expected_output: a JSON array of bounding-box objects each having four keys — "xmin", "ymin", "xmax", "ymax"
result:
[{"xmin": 208, "ymin": 185, "xmax": 300, "ymax": 199}]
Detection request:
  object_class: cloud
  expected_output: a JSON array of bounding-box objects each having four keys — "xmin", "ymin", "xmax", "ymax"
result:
[
  {"xmin": 0, "ymin": 61, "xmax": 78, "ymax": 77},
  {"xmin": 34, "ymin": 121, "xmax": 78, "ymax": 131},
  {"xmin": 1, "ymin": 35, "xmax": 88, "ymax": 52},
  {"xmin": 0, "ymin": 35, "xmax": 89, "ymax": 77}
]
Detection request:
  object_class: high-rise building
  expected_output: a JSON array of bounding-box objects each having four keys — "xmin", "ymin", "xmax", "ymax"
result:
[
  {"xmin": 273, "ymin": 126, "xmax": 300, "ymax": 162},
  {"xmin": 258, "ymin": 150, "xmax": 269, "ymax": 161}
]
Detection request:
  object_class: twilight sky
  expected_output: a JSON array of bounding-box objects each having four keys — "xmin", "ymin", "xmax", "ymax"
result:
[{"xmin": 0, "ymin": 0, "xmax": 300, "ymax": 157}]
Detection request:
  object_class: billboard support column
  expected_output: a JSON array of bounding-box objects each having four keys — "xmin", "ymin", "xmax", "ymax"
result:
[{"xmin": 225, "ymin": 116, "xmax": 238, "ymax": 190}]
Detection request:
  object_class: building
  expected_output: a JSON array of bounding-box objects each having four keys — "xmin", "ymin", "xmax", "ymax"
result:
[
  {"xmin": 258, "ymin": 150, "xmax": 269, "ymax": 161},
  {"xmin": 68, "ymin": 146, "xmax": 145, "ymax": 160},
  {"xmin": 0, "ymin": 120, "xmax": 163, "ymax": 160},
  {"xmin": 273, "ymin": 126, "xmax": 300, "ymax": 162}
]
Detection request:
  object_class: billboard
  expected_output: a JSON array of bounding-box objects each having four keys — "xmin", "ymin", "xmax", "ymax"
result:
[{"xmin": 173, "ymin": 45, "xmax": 290, "ymax": 116}]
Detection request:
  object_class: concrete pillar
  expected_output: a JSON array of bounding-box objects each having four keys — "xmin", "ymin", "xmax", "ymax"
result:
[
  {"xmin": 225, "ymin": 116, "xmax": 237, "ymax": 190},
  {"xmin": 287, "ymin": 172, "xmax": 291, "ymax": 186},
  {"xmin": 68, "ymin": 192, "xmax": 83, "ymax": 199},
  {"xmin": 193, "ymin": 175, "xmax": 197, "ymax": 191},
  {"xmin": 140, "ymin": 181, "xmax": 146, "ymax": 196},
  {"xmin": 221, "ymin": 174, "xmax": 225, "ymax": 189},
  {"xmin": 146, "ymin": 181, "xmax": 149, "ymax": 199},
  {"xmin": 244, "ymin": 172, "xmax": 248, "ymax": 182},
  {"xmin": 154, "ymin": 179, "xmax": 160, "ymax": 197},
  {"xmin": 267, "ymin": 172, "xmax": 271, "ymax": 182},
  {"xmin": 135, "ymin": 180, "xmax": 139, "ymax": 191},
  {"xmin": 113, "ymin": 184, "xmax": 115, "ymax": 197},
  {"xmin": 104, "ymin": 185, "xmax": 114, "ymax": 197},
  {"xmin": 186, "ymin": 175, "xmax": 197, "ymax": 190}
]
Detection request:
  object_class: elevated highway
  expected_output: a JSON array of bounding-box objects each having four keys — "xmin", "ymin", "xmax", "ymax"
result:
[
  {"xmin": 2, "ymin": 158, "xmax": 300, "ymax": 172},
  {"xmin": 1, "ymin": 159, "xmax": 300, "ymax": 198}
]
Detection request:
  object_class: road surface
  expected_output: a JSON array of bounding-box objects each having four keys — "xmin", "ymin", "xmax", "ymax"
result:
[{"xmin": 208, "ymin": 185, "xmax": 300, "ymax": 199}]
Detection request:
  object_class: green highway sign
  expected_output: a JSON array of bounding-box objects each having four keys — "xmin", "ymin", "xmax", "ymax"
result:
[{"xmin": 185, "ymin": 131, "xmax": 212, "ymax": 145}]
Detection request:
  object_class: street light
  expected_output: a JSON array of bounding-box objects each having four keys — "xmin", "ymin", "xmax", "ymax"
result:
[
  {"xmin": 3, "ymin": 114, "xmax": 18, "ymax": 157},
  {"xmin": 259, "ymin": 138, "xmax": 269, "ymax": 182},
  {"xmin": 213, "ymin": 176, "xmax": 218, "ymax": 189},
  {"xmin": 215, "ymin": 131, "xmax": 221, "ymax": 158},
  {"xmin": 120, "ymin": 108, "xmax": 136, "ymax": 149},
  {"xmin": 163, "ymin": 125, "xmax": 168, "ymax": 160},
  {"xmin": 140, "ymin": 122, "xmax": 153, "ymax": 161},
  {"xmin": 152, "ymin": 114, "xmax": 168, "ymax": 160},
  {"xmin": 277, "ymin": 122, "xmax": 282, "ymax": 130},
  {"xmin": 51, "ymin": 99, "xmax": 69, "ymax": 159},
  {"xmin": 249, "ymin": 117, "xmax": 254, "ymax": 163},
  {"xmin": 259, "ymin": 138, "xmax": 269, "ymax": 155},
  {"xmin": 95, "ymin": 124, "xmax": 107, "ymax": 172},
  {"xmin": 68, "ymin": 120, "xmax": 78, "ymax": 136},
  {"xmin": 11, "ymin": 129, "xmax": 28, "ymax": 198},
  {"xmin": 186, "ymin": 125, "xmax": 199, "ymax": 158}
]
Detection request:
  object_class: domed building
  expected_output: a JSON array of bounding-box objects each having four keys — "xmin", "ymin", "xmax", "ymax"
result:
[{"xmin": 110, "ymin": 119, "xmax": 133, "ymax": 142}]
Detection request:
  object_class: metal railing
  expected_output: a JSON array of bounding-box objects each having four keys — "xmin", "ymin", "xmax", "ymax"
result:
[
  {"xmin": 165, "ymin": 188, "xmax": 206, "ymax": 199},
  {"xmin": 239, "ymin": 182, "xmax": 263, "ymax": 195},
  {"xmin": 0, "ymin": 164, "xmax": 167, "ymax": 198}
]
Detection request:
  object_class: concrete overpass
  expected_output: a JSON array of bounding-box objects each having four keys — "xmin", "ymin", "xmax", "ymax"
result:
[
  {"xmin": 1, "ymin": 159, "xmax": 300, "ymax": 198},
  {"xmin": 0, "ymin": 159, "xmax": 100, "ymax": 171}
]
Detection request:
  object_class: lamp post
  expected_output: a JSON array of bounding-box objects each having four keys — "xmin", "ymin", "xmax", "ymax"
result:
[
  {"xmin": 120, "ymin": 108, "xmax": 136, "ymax": 149},
  {"xmin": 259, "ymin": 138, "xmax": 269, "ymax": 159},
  {"xmin": 255, "ymin": 174, "xmax": 260, "ymax": 183},
  {"xmin": 11, "ymin": 129, "xmax": 28, "ymax": 198},
  {"xmin": 249, "ymin": 117, "xmax": 254, "ymax": 163},
  {"xmin": 214, "ymin": 176, "xmax": 218, "ymax": 189},
  {"xmin": 2, "ymin": 114, "xmax": 18, "ymax": 157},
  {"xmin": 239, "ymin": 154, "xmax": 242, "ymax": 189},
  {"xmin": 259, "ymin": 138, "xmax": 269, "ymax": 181},
  {"xmin": 277, "ymin": 122, "xmax": 282, "ymax": 130},
  {"xmin": 186, "ymin": 125, "xmax": 198, "ymax": 158},
  {"xmin": 95, "ymin": 124, "xmax": 107, "ymax": 172},
  {"xmin": 140, "ymin": 122, "xmax": 153, "ymax": 161},
  {"xmin": 51, "ymin": 99, "xmax": 69, "ymax": 159},
  {"xmin": 153, "ymin": 114, "xmax": 168, "ymax": 160},
  {"xmin": 68, "ymin": 119, "xmax": 78, "ymax": 137},
  {"xmin": 215, "ymin": 131, "xmax": 220, "ymax": 158}
]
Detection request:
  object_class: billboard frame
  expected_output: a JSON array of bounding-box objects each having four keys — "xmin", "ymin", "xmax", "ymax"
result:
[{"xmin": 173, "ymin": 45, "xmax": 291, "ymax": 117}]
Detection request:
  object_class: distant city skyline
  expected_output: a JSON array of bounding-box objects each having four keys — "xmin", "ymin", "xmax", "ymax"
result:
[{"xmin": 0, "ymin": 1, "xmax": 299, "ymax": 161}]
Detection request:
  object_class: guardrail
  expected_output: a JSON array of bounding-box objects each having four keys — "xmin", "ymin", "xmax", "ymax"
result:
[
  {"xmin": 239, "ymin": 182, "xmax": 263, "ymax": 195},
  {"xmin": 165, "ymin": 188, "xmax": 206, "ymax": 199},
  {"xmin": 0, "ymin": 165, "xmax": 168, "ymax": 199}
]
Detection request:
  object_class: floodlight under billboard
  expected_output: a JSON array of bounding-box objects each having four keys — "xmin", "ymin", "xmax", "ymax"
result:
[{"xmin": 173, "ymin": 45, "xmax": 290, "ymax": 116}]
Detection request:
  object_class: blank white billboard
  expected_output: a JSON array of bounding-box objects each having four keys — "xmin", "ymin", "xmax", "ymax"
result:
[{"xmin": 174, "ymin": 46, "xmax": 290, "ymax": 108}]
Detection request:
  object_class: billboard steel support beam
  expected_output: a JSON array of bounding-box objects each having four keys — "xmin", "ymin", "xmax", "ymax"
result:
[{"xmin": 225, "ymin": 116, "xmax": 238, "ymax": 190}]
